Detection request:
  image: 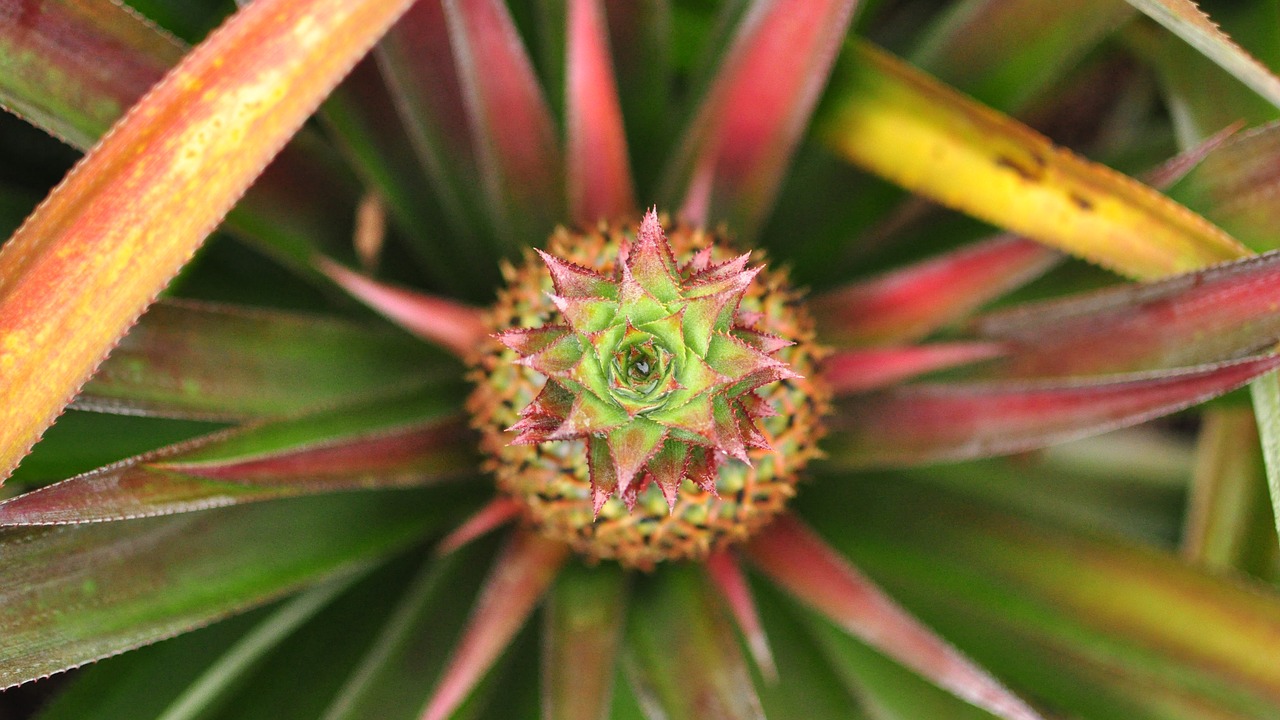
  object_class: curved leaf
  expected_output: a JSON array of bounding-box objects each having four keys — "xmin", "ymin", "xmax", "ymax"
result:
[
  {"xmin": 811, "ymin": 236, "xmax": 1059, "ymax": 347},
  {"xmin": 0, "ymin": 0, "xmax": 419, "ymax": 481},
  {"xmin": 75, "ymin": 299, "xmax": 449, "ymax": 420},
  {"xmin": 827, "ymin": 354, "xmax": 1280, "ymax": 467},
  {"xmin": 821, "ymin": 42, "xmax": 1248, "ymax": 279},
  {"xmin": 0, "ymin": 391, "xmax": 473, "ymax": 525},
  {"xmin": 0, "ymin": 487, "xmax": 465, "ymax": 689}
]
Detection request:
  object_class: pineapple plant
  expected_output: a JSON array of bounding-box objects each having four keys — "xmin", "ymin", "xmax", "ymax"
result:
[{"xmin": 3, "ymin": 0, "xmax": 1280, "ymax": 719}]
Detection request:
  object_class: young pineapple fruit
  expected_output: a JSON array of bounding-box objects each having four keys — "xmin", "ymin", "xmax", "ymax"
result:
[{"xmin": 468, "ymin": 210, "xmax": 830, "ymax": 568}]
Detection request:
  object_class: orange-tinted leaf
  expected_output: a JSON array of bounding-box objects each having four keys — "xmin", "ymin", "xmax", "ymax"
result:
[
  {"xmin": 828, "ymin": 354, "xmax": 1280, "ymax": 467},
  {"xmin": 75, "ymin": 299, "xmax": 447, "ymax": 421},
  {"xmin": 821, "ymin": 42, "xmax": 1248, "ymax": 279},
  {"xmin": 975, "ymin": 250, "xmax": 1280, "ymax": 377},
  {"xmin": 422, "ymin": 530, "xmax": 568, "ymax": 720},
  {"xmin": 1125, "ymin": 0, "xmax": 1280, "ymax": 109},
  {"xmin": 0, "ymin": 0, "xmax": 419, "ymax": 481},
  {"xmin": 811, "ymin": 236, "xmax": 1059, "ymax": 347},
  {"xmin": 0, "ymin": 0, "xmax": 361, "ymax": 276},
  {"xmin": 748, "ymin": 516, "xmax": 1043, "ymax": 720},
  {"xmin": 543, "ymin": 562, "xmax": 627, "ymax": 720},
  {"xmin": 664, "ymin": 0, "xmax": 858, "ymax": 237},
  {"xmin": 566, "ymin": 0, "xmax": 635, "ymax": 225},
  {"xmin": 0, "ymin": 393, "xmax": 473, "ymax": 526}
]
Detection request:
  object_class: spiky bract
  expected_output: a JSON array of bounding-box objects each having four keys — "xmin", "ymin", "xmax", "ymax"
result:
[{"xmin": 468, "ymin": 213, "xmax": 828, "ymax": 568}]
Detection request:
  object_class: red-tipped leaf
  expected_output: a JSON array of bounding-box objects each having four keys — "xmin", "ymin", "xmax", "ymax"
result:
[
  {"xmin": 317, "ymin": 258, "xmax": 488, "ymax": 359},
  {"xmin": 811, "ymin": 236, "xmax": 1060, "ymax": 346},
  {"xmin": 0, "ymin": 394, "xmax": 473, "ymax": 526},
  {"xmin": 975, "ymin": 250, "xmax": 1280, "ymax": 377},
  {"xmin": 421, "ymin": 530, "xmax": 569, "ymax": 720},
  {"xmin": 665, "ymin": 0, "xmax": 858, "ymax": 236},
  {"xmin": 707, "ymin": 550, "xmax": 777, "ymax": 682},
  {"xmin": 748, "ymin": 515, "xmax": 1045, "ymax": 720},
  {"xmin": 566, "ymin": 0, "xmax": 636, "ymax": 225}
]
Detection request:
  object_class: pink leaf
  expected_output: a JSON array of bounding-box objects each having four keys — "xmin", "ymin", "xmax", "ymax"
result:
[
  {"xmin": 811, "ymin": 236, "xmax": 1061, "ymax": 346},
  {"xmin": 747, "ymin": 515, "xmax": 1045, "ymax": 720},
  {"xmin": 707, "ymin": 550, "xmax": 777, "ymax": 682},
  {"xmin": 435, "ymin": 497, "xmax": 522, "ymax": 556},
  {"xmin": 823, "ymin": 343, "xmax": 1005, "ymax": 395},
  {"xmin": 445, "ymin": 0, "xmax": 563, "ymax": 244},
  {"xmin": 665, "ymin": 0, "xmax": 858, "ymax": 236},
  {"xmin": 317, "ymin": 257, "xmax": 487, "ymax": 359},
  {"xmin": 566, "ymin": 0, "xmax": 636, "ymax": 225}
]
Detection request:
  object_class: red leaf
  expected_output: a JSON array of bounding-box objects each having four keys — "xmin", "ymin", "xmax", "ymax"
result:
[
  {"xmin": 976, "ymin": 250, "xmax": 1280, "ymax": 377},
  {"xmin": 828, "ymin": 354, "xmax": 1280, "ymax": 466},
  {"xmin": 823, "ymin": 343, "xmax": 1005, "ymax": 395}
]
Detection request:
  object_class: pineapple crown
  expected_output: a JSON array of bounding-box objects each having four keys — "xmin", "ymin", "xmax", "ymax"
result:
[{"xmin": 497, "ymin": 210, "xmax": 800, "ymax": 516}]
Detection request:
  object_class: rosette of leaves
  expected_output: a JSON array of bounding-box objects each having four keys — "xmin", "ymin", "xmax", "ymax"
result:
[{"xmin": 500, "ymin": 211, "xmax": 796, "ymax": 512}]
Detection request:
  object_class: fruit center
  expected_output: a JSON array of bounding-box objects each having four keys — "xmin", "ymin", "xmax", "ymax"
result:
[{"xmin": 467, "ymin": 215, "xmax": 830, "ymax": 569}]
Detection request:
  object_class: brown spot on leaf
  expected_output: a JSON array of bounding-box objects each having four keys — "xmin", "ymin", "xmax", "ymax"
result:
[
  {"xmin": 994, "ymin": 155, "xmax": 1044, "ymax": 183},
  {"xmin": 1070, "ymin": 193, "xmax": 1095, "ymax": 211}
]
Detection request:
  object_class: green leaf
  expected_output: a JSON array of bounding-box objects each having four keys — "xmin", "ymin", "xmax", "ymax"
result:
[
  {"xmin": 624, "ymin": 566, "xmax": 765, "ymax": 720},
  {"xmin": 801, "ymin": 475, "xmax": 1280, "ymax": 718},
  {"xmin": 543, "ymin": 562, "xmax": 628, "ymax": 720},
  {"xmin": 0, "ymin": 391, "xmax": 473, "ymax": 526},
  {"xmin": 1183, "ymin": 407, "xmax": 1278, "ymax": 577},
  {"xmin": 1124, "ymin": 0, "xmax": 1280, "ymax": 110},
  {"xmin": 77, "ymin": 299, "xmax": 451, "ymax": 421},
  {"xmin": 0, "ymin": 486, "xmax": 473, "ymax": 689},
  {"xmin": 911, "ymin": 0, "xmax": 1136, "ymax": 112},
  {"xmin": 320, "ymin": 541, "xmax": 498, "ymax": 720}
]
